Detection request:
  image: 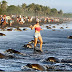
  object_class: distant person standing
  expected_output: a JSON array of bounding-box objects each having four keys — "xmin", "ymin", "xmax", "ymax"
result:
[
  {"xmin": 1, "ymin": 15, "xmax": 7, "ymax": 29},
  {"xmin": 30, "ymin": 19, "xmax": 43, "ymax": 52}
]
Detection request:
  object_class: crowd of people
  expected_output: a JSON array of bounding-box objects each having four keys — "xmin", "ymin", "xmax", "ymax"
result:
[
  {"xmin": 0, "ymin": 15, "xmax": 14, "ymax": 29},
  {"xmin": 0, "ymin": 14, "xmax": 71, "ymax": 29}
]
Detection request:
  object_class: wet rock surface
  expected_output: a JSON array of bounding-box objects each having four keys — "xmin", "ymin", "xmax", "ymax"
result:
[{"xmin": 0, "ymin": 33, "xmax": 6, "ymax": 36}]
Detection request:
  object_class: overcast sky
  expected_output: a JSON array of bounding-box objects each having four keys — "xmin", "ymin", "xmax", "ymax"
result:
[{"xmin": 0, "ymin": 0, "xmax": 72, "ymax": 13}]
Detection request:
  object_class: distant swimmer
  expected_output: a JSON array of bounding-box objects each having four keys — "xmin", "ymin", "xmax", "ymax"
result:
[{"xmin": 30, "ymin": 18, "xmax": 43, "ymax": 52}]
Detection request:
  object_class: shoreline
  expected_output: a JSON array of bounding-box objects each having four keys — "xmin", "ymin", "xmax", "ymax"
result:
[
  {"xmin": 0, "ymin": 20, "xmax": 70, "ymax": 29},
  {"xmin": 9, "ymin": 21, "xmax": 63, "ymax": 27}
]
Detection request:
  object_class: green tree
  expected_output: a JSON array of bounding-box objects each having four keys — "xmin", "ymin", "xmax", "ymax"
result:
[
  {"xmin": 63, "ymin": 13, "xmax": 72, "ymax": 18},
  {"xmin": 50, "ymin": 8, "xmax": 58, "ymax": 16},
  {"xmin": 35, "ymin": 4, "xmax": 41, "ymax": 11},
  {"xmin": 42, "ymin": 6, "xmax": 51, "ymax": 16},
  {"xmin": 22, "ymin": 3, "xmax": 26, "ymax": 9},
  {"xmin": 0, "ymin": 2, "xmax": 1, "ymax": 8},
  {"xmin": 1, "ymin": 0, "xmax": 8, "ymax": 14},
  {"xmin": 58, "ymin": 10, "xmax": 63, "ymax": 16},
  {"xmin": 0, "ymin": 8, "xmax": 2, "ymax": 14},
  {"xmin": 34, "ymin": 4, "xmax": 41, "ymax": 16},
  {"xmin": 7, "ymin": 5, "xmax": 22, "ymax": 15},
  {"xmin": 1, "ymin": 0, "xmax": 7, "ymax": 11},
  {"xmin": 27, "ymin": 3, "xmax": 35, "ymax": 12},
  {"xmin": 21, "ymin": 3, "xmax": 27, "ymax": 15},
  {"xmin": 25, "ymin": 3, "xmax": 36, "ymax": 16}
]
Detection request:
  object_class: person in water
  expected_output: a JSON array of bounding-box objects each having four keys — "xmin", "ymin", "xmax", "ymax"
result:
[{"xmin": 30, "ymin": 19, "xmax": 43, "ymax": 52}]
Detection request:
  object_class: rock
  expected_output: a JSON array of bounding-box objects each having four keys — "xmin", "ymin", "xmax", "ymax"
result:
[
  {"xmin": 23, "ymin": 28, "xmax": 28, "ymax": 31},
  {"xmin": 52, "ymin": 26, "xmax": 56, "ymax": 28},
  {"xmin": 7, "ymin": 29, "xmax": 12, "ymax": 31},
  {"xmin": 15, "ymin": 27, "xmax": 22, "ymax": 31},
  {"xmin": 0, "ymin": 69, "xmax": 4, "ymax": 71},
  {"xmin": 6, "ymin": 55, "xmax": 15, "ymax": 59},
  {"xmin": 0, "ymin": 53, "xmax": 6, "ymax": 59},
  {"xmin": 0, "ymin": 33, "xmax": 6, "ymax": 36},
  {"xmin": 67, "ymin": 36, "xmax": 72, "ymax": 39},
  {"xmin": 66, "ymin": 27, "xmax": 68, "ymax": 28},
  {"xmin": 23, "ymin": 44, "xmax": 33, "ymax": 48},
  {"xmin": 26, "ymin": 63, "xmax": 45, "ymax": 71},
  {"xmin": 46, "ymin": 26, "xmax": 49, "ymax": 28},
  {"xmin": 0, "ymin": 53, "xmax": 14, "ymax": 59},
  {"xmin": 28, "ymin": 40, "xmax": 40, "ymax": 44},
  {"xmin": 46, "ymin": 26, "xmax": 51, "ymax": 29},
  {"xmin": 45, "ymin": 65, "xmax": 55, "ymax": 71},
  {"xmin": 15, "ymin": 29, "xmax": 22, "ymax": 31},
  {"xmin": 52, "ymin": 29, "xmax": 55, "ymax": 31},
  {"xmin": 5, "ymin": 49, "xmax": 26, "ymax": 56},
  {"xmin": 28, "ymin": 40, "xmax": 34, "ymax": 44},
  {"xmin": 45, "ymin": 57, "xmax": 60, "ymax": 63},
  {"xmin": 34, "ymin": 48, "xmax": 42, "ymax": 53},
  {"xmin": 61, "ymin": 59, "xmax": 72, "ymax": 63},
  {"xmin": 60, "ymin": 27, "xmax": 64, "ymax": 29}
]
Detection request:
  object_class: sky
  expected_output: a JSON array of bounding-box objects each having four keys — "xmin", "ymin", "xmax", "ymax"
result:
[{"xmin": 0, "ymin": 0, "xmax": 72, "ymax": 13}]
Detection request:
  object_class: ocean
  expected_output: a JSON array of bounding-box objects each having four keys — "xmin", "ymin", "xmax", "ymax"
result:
[{"xmin": 0, "ymin": 21, "xmax": 72, "ymax": 71}]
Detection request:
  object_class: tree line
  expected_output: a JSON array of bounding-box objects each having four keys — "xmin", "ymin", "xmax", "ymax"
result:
[{"xmin": 0, "ymin": 0, "xmax": 72, "ymax": 18}]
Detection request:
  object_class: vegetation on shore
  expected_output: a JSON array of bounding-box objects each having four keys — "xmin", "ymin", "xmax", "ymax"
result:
[{"xmin": 0, "ymin": 0, "xmax": 72, "ymax": 18}]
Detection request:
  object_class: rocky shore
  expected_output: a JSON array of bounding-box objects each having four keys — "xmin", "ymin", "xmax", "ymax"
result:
[{"xmin": 9, "ymin": 21, "xmax": 63, "ymax": 27}]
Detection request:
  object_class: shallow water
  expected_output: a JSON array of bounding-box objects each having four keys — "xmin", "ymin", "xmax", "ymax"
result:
[{"xmin": 0, "ymin": 22, "xmax": 72, "ymax": 71}]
